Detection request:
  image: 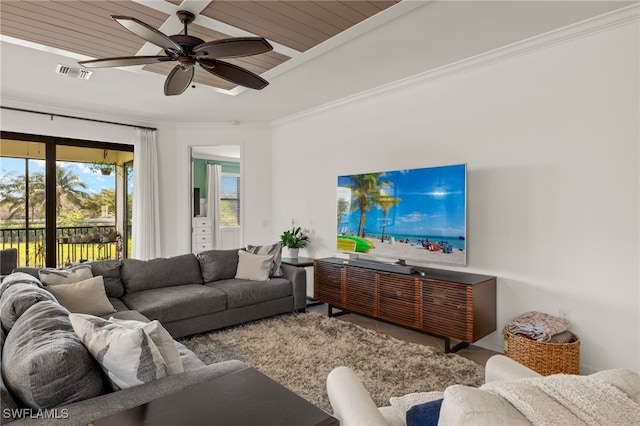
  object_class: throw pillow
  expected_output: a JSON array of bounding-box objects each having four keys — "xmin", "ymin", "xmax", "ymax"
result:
[
  {"xmin": 197, "ymin": 249, "xmax": 240, "ymax": 282},
  {"xmin": 389, "ymin": 391, "xmax": 444, "ymax": 422},
  {"xmin": 235, "ymin": 250, "xmax": 273, "ymax": 281},
  {"xmin": 406, "ymin": 398, "xmax": 444, "ymax": 426},
  {"xmin": 46, "ymin": 276, "xmax": 116, "ymax": 316},
  {"xmin": 0, "ymin": 283, "xmax": 57, "ymax": 332},
  {"xmin": 39, "ymin": 264, "xmax": 93, "ymax": 285},
  {"xmin": 88, "ymin": 260, "xmax": 124, "ymax": 298},
  {"xmin": 246, "ymin": 243, "xmax": 283, "ymax": 277},
  {"xmin": 109, "ymin": 317, "xmax": 184, "ymax": 375},
  {"xmin": 70, "ymin": 313, "xmax": 168, "ymax": 390},
  {"xmin": 2, "ymin": 301, "xmax": 106, "ymax": 409}
]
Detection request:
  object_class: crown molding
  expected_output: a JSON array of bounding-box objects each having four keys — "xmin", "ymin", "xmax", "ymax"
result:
[{"xmin": 272, "ymin": 3, "xmax": 639, "ymax": 127}]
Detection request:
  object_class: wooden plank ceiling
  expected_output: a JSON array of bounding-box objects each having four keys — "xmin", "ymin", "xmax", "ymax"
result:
[{"xmin": 0, "ymin": 0, "xmax": 399, "ymax": 91}]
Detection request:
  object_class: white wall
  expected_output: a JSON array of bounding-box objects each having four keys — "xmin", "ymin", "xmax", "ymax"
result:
[{"xmin": 271, "ymin": 20, "xmax": 639, "ymax": 372}]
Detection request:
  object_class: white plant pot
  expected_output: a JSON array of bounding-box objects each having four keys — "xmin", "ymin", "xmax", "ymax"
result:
[{"xmin": 289, "ymin": 248, "xmax": 299, "ymax": 259}]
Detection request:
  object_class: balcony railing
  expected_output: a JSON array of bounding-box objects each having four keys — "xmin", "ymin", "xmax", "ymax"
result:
[{"xmin": 0, "ymin": 225, "xmax": 123, "ymax": 268}]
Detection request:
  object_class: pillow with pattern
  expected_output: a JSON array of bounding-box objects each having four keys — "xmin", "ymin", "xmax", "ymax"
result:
[
  {"xmin": 246, "ymin": 242, "xmax": 283, "ymax": 277},
  {"xmin": 70, "ymin": 313, "xmax": 168, "ymax": 390},
  {"xmin": 39, "ymin": 264, "xmax": 93, "ymax": 286}
]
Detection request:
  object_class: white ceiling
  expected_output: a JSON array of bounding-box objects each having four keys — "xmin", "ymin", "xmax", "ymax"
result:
[{"xmin": 0, "ymin": 1, "xmax": 634, "ymax": 125}]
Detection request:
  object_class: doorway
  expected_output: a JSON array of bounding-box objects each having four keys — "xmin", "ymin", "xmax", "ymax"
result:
[{"xmin": 190, "ymin": 145, "xmax": 242, "ymax": 252}]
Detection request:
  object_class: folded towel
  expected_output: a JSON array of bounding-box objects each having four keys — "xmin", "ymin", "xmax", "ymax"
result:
[{"xmin": 506, "ymin": 311, "xmax": 569, "ymax": 342}]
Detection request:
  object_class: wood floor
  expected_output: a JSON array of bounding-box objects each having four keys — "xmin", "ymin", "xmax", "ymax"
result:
[{"xmin": 307, "ymin": 303, "xmax": 500, "ymax": 367}]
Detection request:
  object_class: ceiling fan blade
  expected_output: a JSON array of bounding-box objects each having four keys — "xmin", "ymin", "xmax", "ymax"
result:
[
  {"xmin": 112, "ymin": 15, "xmax": 184, "ymax": 55},
  {"xmin": 193, "ymin": 37, "xmax": 273, "ymax": 59},
  {"xmin": 164, "ymin": 64, "xmax": 195, "ymax": 96},
  {"xmin": 199, "ymin": 59, "xmax": 268, "ymax": 90},
  {"xmin": 79, "ymin": 55, "xmax": 174, "ymax": 68}
]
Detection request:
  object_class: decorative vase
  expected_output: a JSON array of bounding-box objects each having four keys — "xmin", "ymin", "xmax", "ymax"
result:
[{"xmin": 289, "ymin": 248, "xmax": 299, "ymax": 259}]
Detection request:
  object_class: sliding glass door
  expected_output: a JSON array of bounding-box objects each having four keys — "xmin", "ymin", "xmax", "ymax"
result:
[{"xmin": 0, "ymin": 132, "xmax": 133, "ymax": 267}]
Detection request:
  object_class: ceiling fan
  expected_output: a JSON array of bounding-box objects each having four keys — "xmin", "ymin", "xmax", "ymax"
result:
[{"xmin": 79, "ymin": 10, "xmax": 272, "ymax": 96}]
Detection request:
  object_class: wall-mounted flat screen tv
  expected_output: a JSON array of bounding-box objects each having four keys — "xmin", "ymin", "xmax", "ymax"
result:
[{"xmin": 337, "ymin": 164, "xmax": 467, "ymax": 266}]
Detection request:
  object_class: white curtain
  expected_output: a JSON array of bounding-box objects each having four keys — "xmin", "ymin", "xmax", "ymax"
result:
[
  {"xmin": 132, "ymin": 128, "xmax": 161, "ymax": 259},
  {"xmin": 206, "ymin": 164, "xmax": 222, "ymax": 249}
]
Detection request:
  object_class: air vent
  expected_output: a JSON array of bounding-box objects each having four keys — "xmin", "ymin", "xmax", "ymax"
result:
[{"xmin": 55, "ymin": 64, "xmax": 93, "ymax": 80}]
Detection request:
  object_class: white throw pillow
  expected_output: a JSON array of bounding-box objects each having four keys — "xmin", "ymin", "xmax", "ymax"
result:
[
  {"xmin": 69, "ymin": 313, "xmax": 168, "ymax": 389},
  {"xmin": 46, "ymin": 276, "xmax": 116, "ymax": 316},
  {"xmin": 235, "ymin": 250, "xmax": 273, "ymax": 281},
  {"xmin": 109, "ymin": 318, "xmax": 184, "ymax": 375},
  {"xmin": 39, "ymin": 264, "xmax": 93, "ymax": 285}
]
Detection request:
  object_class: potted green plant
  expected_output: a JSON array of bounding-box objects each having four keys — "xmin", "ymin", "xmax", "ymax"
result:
[{"xmin": 280, "ymin": 225, "xmax": 309, "ymax": 259}]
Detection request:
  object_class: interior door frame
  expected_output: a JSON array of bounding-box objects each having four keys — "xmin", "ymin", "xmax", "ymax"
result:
[{"xmin": 189, "ymin": 142, "xmax": 244, "ymax": 250}]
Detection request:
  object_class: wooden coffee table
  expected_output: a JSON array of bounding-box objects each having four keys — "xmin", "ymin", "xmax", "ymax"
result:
[{"xmin": 92, "ymin": 367, "xmax": 338, "ymax": 426}]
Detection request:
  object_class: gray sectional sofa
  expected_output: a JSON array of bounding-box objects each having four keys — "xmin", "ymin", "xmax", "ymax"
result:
[
  {"xmin": 16, "ymin": 249, "xmax": 307, "ymax": 337},
  {"xmin": 1, "ymin": 249, "xmax": 307, "ymax": 425}
]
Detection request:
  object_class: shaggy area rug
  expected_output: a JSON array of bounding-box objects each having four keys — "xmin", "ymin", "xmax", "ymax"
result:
[{"xmin": 179, "ymin": 312, "xmax": 484, "ymax": 412}]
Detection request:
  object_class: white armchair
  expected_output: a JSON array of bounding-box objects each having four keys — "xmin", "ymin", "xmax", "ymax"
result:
[
  {"xmin": 327, "ymin": 355, "xmax": 640, "ymax": 426},
  {"xmin": 326, "ymin": 355, "xmax": 541, "ymax": 426}
]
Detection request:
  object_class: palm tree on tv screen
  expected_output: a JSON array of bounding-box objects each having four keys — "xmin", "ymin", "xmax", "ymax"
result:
[{"xmin": 347, "ymin": 173, "xmax": 391, "ymax": 238}]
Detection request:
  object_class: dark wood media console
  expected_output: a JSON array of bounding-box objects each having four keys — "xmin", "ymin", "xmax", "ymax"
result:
[{"xmin": 314, "ymin": 258, "xmax": 497, "ymax": 353}]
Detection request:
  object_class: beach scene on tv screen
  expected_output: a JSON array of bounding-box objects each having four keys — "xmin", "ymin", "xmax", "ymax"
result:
[{"xmin": 337, "ymin": 164, "xmax": 466, "ymax": 266}]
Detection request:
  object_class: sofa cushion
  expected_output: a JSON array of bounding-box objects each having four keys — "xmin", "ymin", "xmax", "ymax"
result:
[
  {"xmin": 39, "ymin": 264, "xmax": 93, "ymax": 285},
  {"xmin": 197, "ymin": 249, "xmax": 239, "ymax": 283},
  {"xmin": 589, "ymin": 369, "xmax": 640, "ymax": 404},
  {"xmin": 246, "ymin": 242, "xmax": 283, "ymax": 277},
  {"xmin": 47, "ymin": 276, "xmax": 117, "ymax": 316},
  {"xmin": 7, "ymin": 267, "xmax": 40, "ymax": 280},
  {"xmin": 121, "ymin": 254, "xmax": 203, "ymax": 293},
  {"xmin": 108, "ymin": 310, "xmax": 150, "ymax": 322},
  {"xmin": 109, "ymin": 297, "xmax": 130, "ymax": 312},
  {"xmin": 206, "ymin": 278, "xmax": 292, "ymax": 309},
  {"xmin": 0, "ymin": 283, "xmax": 57, "ymax": 332},
  {"xmin": 439, "ymin": 385, "xmax": 531, "ymax": 426},
  {"xmin": 89, "ymin": 260, "xmax": 124, "ymax": 298},
  {"xmin": 2, "ymin": 301, "xmax": 106, "ymax": 409},
  {"xmin": 70, "ymin": 314, "xmax": 167, "ymax": 390},
  {"xmin": 235, "ymin": 250, "xmax": 273, "ymax": 281},
  {"xmin": 122, "ymin": 285, "xmax": 226, "ymax": 324},
  {"xmin": 174, "ymin": 341, "xmax": 206, "ymax": 371},
  {"xmin": 1, "ymin": 326, "xmax": 21, "ymax": 422}
]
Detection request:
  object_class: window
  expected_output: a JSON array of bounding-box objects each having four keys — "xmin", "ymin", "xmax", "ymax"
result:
[{"xmin": 220, "ymin": 173, "xmax": 240, "ymax": 226}]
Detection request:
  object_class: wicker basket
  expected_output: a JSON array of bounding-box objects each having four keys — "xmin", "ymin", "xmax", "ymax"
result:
[{"xmin": 503, "ymin": 328, "xmax": 580, "ymax": 375}]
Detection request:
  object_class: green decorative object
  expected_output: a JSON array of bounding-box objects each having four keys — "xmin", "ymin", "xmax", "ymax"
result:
[{"xmin": 280, "ymin": 226, "xmax": 309, "ymax": 249}]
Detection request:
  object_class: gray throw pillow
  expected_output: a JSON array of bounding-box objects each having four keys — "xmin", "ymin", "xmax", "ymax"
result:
[
  {"xmin": 39, "ymin": 264, "xmax": 93, "ymax": 286},
  {"xmin": 246, "ymin": 242, "xmax": 283, "ymax": 277},
  {"xmin": 0, "ymin": 283, "xmax": 57, "ymax": 332},
  {"xmin": 121, "ymin": 254, "xmax": 203, "ymax": 293},
  {"xmin": 197, "ymin": 249, "xmax": 240, "ymax": 283},
  {"xmin": 88, "ymin": 260, "xmax": 124, "ymax": 298},
  {"xmin": 2, "ymin": 301, "xmax": 106, "ymax": 409},
  {"xmin": 8, "ymin": 267, "xmax": 40, "ymax": 280}
]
